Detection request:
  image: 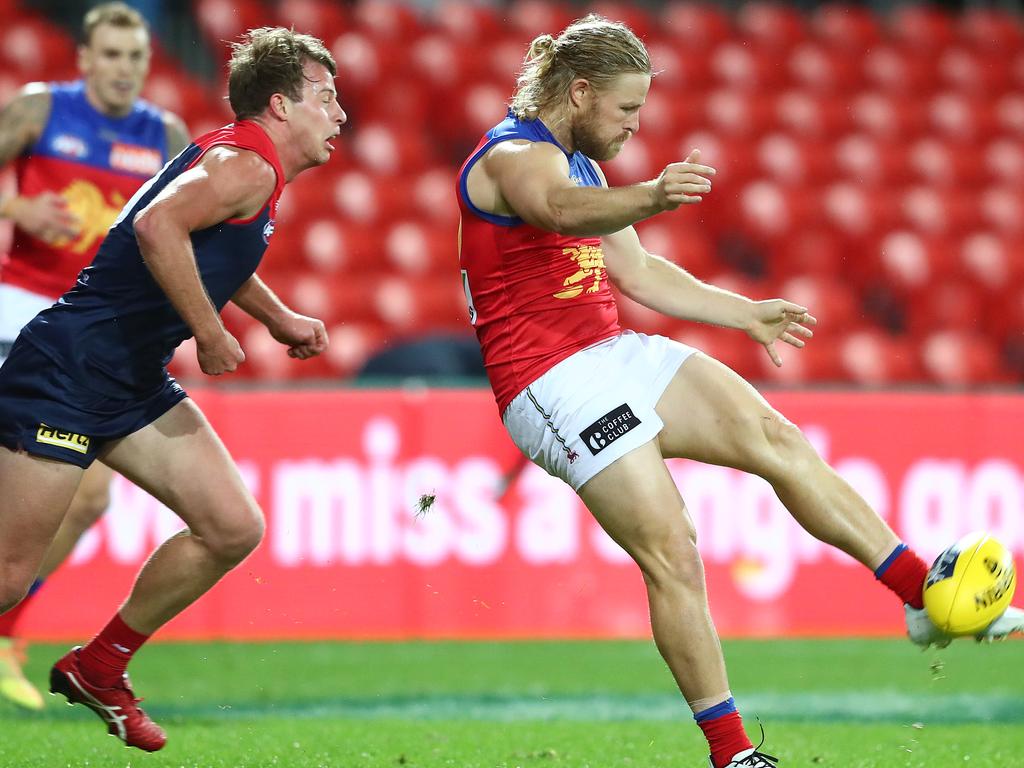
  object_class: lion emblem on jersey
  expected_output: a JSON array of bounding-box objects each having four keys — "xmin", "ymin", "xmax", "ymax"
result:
[{"xmin": 553, "ymin": 245, "xmax": 606, "ymax": 300}]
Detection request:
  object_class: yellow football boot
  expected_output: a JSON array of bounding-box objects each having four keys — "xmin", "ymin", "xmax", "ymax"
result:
[{"xmin": 0, "ymin": 638, "xmax": 44, "ymax": 710}]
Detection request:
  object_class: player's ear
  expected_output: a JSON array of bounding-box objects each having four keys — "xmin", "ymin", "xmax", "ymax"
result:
[
  {"xmin": 267, "ymin": 92, "xmax": 290, "ymax": 121},
  {"xmin": 568, "ymin": 78, "xmax": 592, "ymax": 109}
]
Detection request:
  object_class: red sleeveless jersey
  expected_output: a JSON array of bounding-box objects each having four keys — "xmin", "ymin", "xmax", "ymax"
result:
[
  {"xmin": 457, "ymin": 114, "xmax": 621, "ymax": 414},
  {"xmin": 2, "ymin": 81, "xmax": 169, "ymax": 299}
]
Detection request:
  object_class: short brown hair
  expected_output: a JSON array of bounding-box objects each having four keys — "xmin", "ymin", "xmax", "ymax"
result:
[
  {"xmin": 82, "ymin": 2, "xmax": 148, "ymax": 45},
  {"xmin": 511, "ymin": 14, "xmax": 651, "ymax": 121},
  {"xmin": 228, "ymin": 27, "xmax": 337, "ymax": 121}
]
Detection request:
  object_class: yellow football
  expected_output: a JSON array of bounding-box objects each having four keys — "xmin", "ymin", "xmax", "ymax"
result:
[{"xmin": 923, "ymin": 531, "xmax": 1017, "ymax": 636}]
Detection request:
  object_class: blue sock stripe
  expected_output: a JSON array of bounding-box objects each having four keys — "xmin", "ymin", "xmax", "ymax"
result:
[
  {"xmin": 874, "ymin": 543, "xmax": 908, "ymax": 579},
  {"xmin": 26, "ymin": 578, "xmax": 45, "ymax": 597},
  {"xmin": 694, "ymin": 696, "xmax": 737, "ymax": 723}
]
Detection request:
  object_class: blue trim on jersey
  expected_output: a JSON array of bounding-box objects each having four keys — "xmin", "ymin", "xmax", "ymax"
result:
[
  {"xmin": 29, "ymin": 81, "xmax": 167, "ymax": 174},
  {"xmin": 26, "ymin": 578, "xmax": 44, "ymax": 598},
  {"xmin": 694, "ymin": 697, "xmax": 738, "ymax": 723},
  {"xmin": 874, "ymin": 543, "xmax": 908, "ymax": 578},
  {"xmin": 459, "ymin": 111, "xmax": 603, "ymax": 227}
]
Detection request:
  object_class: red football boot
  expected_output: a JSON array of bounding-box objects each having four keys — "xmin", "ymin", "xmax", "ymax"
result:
[{"xmin": 49, "ymin": 646, "xmax": 166, "ymax": 752}]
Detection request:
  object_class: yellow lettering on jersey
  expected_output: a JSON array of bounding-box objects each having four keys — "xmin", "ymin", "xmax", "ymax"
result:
[
  {"xmin": 36, "ymin": 423, "xmax": 91, "ymax": 454},
  {"xmin": 553, "ymin": 245, "xmax": 606, "ymax": 300},
  {"xmin": 53, "ymin": 180, "xmax": 126, "ymax": 254}
]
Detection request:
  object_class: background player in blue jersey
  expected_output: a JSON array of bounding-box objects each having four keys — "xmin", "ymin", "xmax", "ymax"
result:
[
  {"xmin": 0, "ymin": 26, "xmax": 341, "ymax": 751},
  {"xmin": 0, "ymin": 2, "xmax": 188, "ymax": 710}
]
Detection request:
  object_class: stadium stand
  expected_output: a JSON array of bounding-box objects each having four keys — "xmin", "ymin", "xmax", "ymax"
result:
[{"xmin": 2, "ymin": 0, "xmax": 1021, "ymax": 386}]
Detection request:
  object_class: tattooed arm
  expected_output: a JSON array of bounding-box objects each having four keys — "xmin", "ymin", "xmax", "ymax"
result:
[{"xmin": 0, "ymin": 83, "xmax": 79, "ymax": 241}]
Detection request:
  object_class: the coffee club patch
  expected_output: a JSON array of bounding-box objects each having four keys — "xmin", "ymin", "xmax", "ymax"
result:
[{"xmin": 579, "ymin": 403, "xmax": 641, "ymax": 456}]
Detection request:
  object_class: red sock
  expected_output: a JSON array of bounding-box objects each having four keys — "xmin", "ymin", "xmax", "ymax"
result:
[
  {"xmin": 874, "ymin": 544, "xmax": 928, "ymax": 609},
  {"xmin": 696, "ymin": 698, "xmax": 753, "ymax": 768},
  {"xmin": 76, "ymin": 613, "xmax": 151, "ymax": 688}
]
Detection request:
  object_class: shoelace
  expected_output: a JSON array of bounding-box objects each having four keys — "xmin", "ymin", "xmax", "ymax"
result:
[{"xmin": 736, "ymin": 722, "xmax": 779, "ymax": 767}]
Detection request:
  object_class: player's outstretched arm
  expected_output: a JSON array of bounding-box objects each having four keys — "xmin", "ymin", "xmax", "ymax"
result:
[
  {"xmin": 603, "ymin": 224, "xmax": 816, "ymax": 366},
  {"xmin": 232, "ymin": 275, "xmax": 329, "ymax": 359},
  {"xmin": 134, "ymin": 146, "xmax": 275, "ymax": 375},
  {"xmin": 482, "ymin": 142, "xmax": 714, "ymax": 237},
  {"xmin": 0, "ymin": 85, "xmax": 80, "ymax": 242}
]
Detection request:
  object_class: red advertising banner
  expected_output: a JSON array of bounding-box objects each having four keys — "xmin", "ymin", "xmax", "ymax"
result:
[{"xmin": 17, "ymin": 388, "xmax": 1024, "ymax": 641}]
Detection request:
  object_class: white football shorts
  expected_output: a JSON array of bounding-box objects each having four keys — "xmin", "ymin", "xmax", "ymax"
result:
[
  {"xmin": 502, "ymin": 331, "xmax": 698, "ymax": 492},
  {"xmin": 0, "ymin": 283, "xmax": 54, "ymax": 364}
]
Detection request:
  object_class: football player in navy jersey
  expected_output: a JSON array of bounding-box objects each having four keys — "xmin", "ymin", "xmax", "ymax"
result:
[
  {"xmin": 0, "ymin": 2, "xmax": 187, "ymax": 711},
  {"xmin": 0, "ymin": 27, "xmax": 341, "ymax": 750}
]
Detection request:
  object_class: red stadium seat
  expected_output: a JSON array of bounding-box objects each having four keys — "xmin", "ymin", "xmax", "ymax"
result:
[
  {"xmin": 330, "ymin": 31, "xmax": 385, "ymax": 94},
  {"xmin": 889, "ymin": 5, "xmax": 956, "ymax": 51},
  {"xmin": 505, "ymin": 0, "xmax": 575, "ymax": 41},
  {"xmin": 703, "ymin": 88, "xmax": 776, "ymax": 137},
  {"xmin": 984, "ymin": 138, "xmax": 1024, "ymax": 187},
  {"xmin": 778, "ymin": 275, "xmax": 860, "ymax": 331},
  {"xmin": 431, "ymin": 0, "xmax": 503, "ymax": 41},
  {"xmin": 193, "ymin": 0, "xmax": 267, "ymax": 55},
  {"xmin": 735, "ymin": 2, "xmax": 806, "ymax": 49},
  {"xmin": 994, "ymin": 94, "xmax": 1024, "ymax": 138},
  {"xmin": 646, "ymin": 41, "xmax": 713, "ymax": 94},
  {"xmin": 921, "ymin": 330, "xmax": 1002, "ymax": 387},
  {"xmin": 775, "ymin": 90, "xmax": 851, "ymax": 138},
  {"xmin": 979, "ymin": 186, "xmax": 1024, "ymax": 235},
  {"xmin": 811, "ymin": 4, "xmax": 882, "ymax": 50},
  {"xmin": 411, "ymin": 167, "xmax": 461, "ymax": 229},
  {"xmin": 353, "ymin": 0, "xmax": 424, "ymax": 43},
  {"xmin": 350, "ymin": 123, "xmax": 437, "ymax": 176},
  {"xmin": 907, "ymin": 138, "xmax": 986, "ymax": 190},
  {"xmin": 323, "ymin": 321, "xmax": 389, "ymax": 377},
  {"xmin": 710, "ymin": 43, "xmax": 788, "ymax": 91},
  {"xmin": 958, "ymin": 8, "xmax": 1024, "ymax": 52},
  {"xmin": 0, "ymin": 17, "xmax": 75, "ymax": 78},
  {"xmin": 833, "ymin": 134, "xmax": 913, "ymax": 186},
  {"xmin": 788, "ymin": 44, "xmax": 864, "ymax": 94},
  {"xmin": 661, "ymin": 2, "xmax": 732, "ymax": 51},
  {"xmin": 838, "ymin": 328, "xmax": 920, "ymax": 386},
  {"xmin": 588, "ymin": 2, "xmax": 656, "ymax": 41},
  {"xmin": 937, "ymin": 47, "xmax": 1012, "ymax": 95},
  {"xmin": 277, "ymin": 0, "xmax": 350, "ymax": 41},
  {"xmin": 849, "ymin": 91, "xmax": 927, "ymax": 140},
  {"xmin": 960, "ymin": 232, "xmax": 1022, "ymax": 292},
  {"xmin": 384, "ymin": 220, "xmax": 455, "ymax": 277},
  {"xmin": 862, "ymin": 47, "xmax": 936, "ymax": 96},
  {"xmin": 928, "ymin": 92, "xmax": 995, "ymax": 143}
]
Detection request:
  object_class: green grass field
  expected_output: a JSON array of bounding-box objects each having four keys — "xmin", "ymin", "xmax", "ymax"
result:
[{"xmin": 1, "ymin": 638, "xmax": 1022, "ymax": 767}]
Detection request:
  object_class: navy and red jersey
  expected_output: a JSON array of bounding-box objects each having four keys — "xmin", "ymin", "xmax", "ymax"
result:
[
  {"xmin": 3, "ymin": 80, "xmax": 169, "ymax": 298},
  {"xmin": 20, "ymin": 121, "xmax": 285, "ymax": 398},
  {"xmin": 457, "ymin": 112, "xmax": 621, "ymax": 415}
]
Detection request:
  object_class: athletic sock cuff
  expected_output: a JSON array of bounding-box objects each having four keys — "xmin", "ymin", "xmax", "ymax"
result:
[
  {"xmin": 874, "ymin": 543, "xmax": 908, "ymax": 578},
  {"xmin": 694, "ymin": 696, "xmax": 737, "ymax": 723}
]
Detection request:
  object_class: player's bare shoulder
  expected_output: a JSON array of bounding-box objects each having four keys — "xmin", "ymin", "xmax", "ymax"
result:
[
  {"xmin": 0, "ymin": 83, "xmax": 53, "ymax": 165},
  {"xmin": 483, "ymin": 138, "xmax": 566, "ymax": 173},
  {"xmin": 198, "ymin": 145, "xmax": 278, "ymax": 217}
]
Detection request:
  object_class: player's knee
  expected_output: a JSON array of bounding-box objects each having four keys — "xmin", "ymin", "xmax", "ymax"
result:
[
  {"xmin": 637, "ymin": 527, "xmax": 703, "ymax": 592},
  {"xmin": 0, "ymin": 575, "xmax": 32, "ymax": 614},
  {"xmin": 207, "ymin": 507, "xmax": 265, "ymax": 566},
  {"xmin": 759, "ymin": 412, "xmax": 817, "ymax": 478}
]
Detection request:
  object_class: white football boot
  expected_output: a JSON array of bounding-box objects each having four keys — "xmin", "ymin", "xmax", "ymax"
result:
[
  {"xmin": 905, "ymin": 604, "xmax": 1024, "ymax": 648},
  {"xmin": 710, "ymin": 747, "xmax": 779, "ymax": 767}
]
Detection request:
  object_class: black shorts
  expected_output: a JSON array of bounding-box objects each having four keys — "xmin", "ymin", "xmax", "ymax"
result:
[{"xmin": 0, "ymin": 336, "xmax": 188, "ymax": 468}]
